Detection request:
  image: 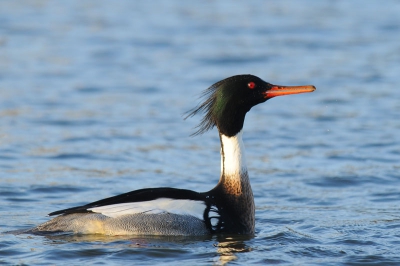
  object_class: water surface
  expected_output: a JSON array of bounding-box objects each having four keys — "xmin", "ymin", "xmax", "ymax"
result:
[{"xmin": 1, "ymin": 0, "xmax": 400, "ymax": 265}]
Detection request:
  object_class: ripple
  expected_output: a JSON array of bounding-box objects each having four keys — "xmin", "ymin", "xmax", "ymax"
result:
[
  {"xmin": 47, "ymin": 153, "xmax": 98, "ymax": 160},
  {"xmin": 43, "ymin": 153, "xmax": 128, "ymax": 162},
  {"xmin": 0, "ymin": 155, "xmax": 16, "ymax": 160},
  {"xmin": 75, "ymin": 87, "xmax": 104, "ymax": 93},
  {"xmin": 261, "ymin": 230, "xmax": 319, "ymax": 245},
  {"xmin": 306, "ymin": 175, "xmax": 362, "ymax": 188},
  {"xmin": 197, "ymin": 55, "xmax": 271, "ymax": 65},
  {"xmin": 30, "ymin": 185, "xmax": 88, "ymax": 194},
  {"xmin": 288, "ymin": 246, "xmax": 347, "ymax": 259},
  {"xmin": 31, "ymin": 119, "xmax": 99, "ymax": 127},
  {"xmin": 344, "ymin": 255, "xmax": 400, "ymax": 266},
  {"xmin": 0, "ymin": 187, "xmax": 26, "ymax": 197}
]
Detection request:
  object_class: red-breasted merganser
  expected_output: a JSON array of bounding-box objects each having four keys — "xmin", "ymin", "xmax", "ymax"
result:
[{"xmin": 32, "ymin": 75, "xmax": 315, "ymax": 236}]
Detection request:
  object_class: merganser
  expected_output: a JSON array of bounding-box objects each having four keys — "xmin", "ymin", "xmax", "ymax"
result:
[{"xmin": 31, "ymin": 75, "xmax": 315, "ymax": 236}]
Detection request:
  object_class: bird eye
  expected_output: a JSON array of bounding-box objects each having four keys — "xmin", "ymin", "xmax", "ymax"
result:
[{"xmin": 247, "ymin": 82, "xmax": 256, "ymax": 89}]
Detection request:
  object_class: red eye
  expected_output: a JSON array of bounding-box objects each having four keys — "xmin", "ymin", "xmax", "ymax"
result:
[{"xmin": 248, "ymin": 82, "xmax": 256, "ymax": 89}]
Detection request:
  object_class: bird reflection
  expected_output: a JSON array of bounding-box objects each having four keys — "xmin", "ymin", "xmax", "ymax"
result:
[
  {"xmin": 213, "ymin": 235, "xmax": 253, "ymax": 265},
  {"xmin": 23, "ymin": 232, "xmax": 253, "ymax": 264}
]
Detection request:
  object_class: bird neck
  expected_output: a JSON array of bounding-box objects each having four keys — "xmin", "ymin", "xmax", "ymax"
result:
[
  {"xmin": 219, "ymin": 130, "xmax": 250, "ymax": 195},
  {"xmin": 217, "ymin": 130, "xmax": 255, "ymax": 234}
]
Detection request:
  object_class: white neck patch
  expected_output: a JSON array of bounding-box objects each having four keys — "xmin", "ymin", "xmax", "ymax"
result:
[{"xmin": 220, "ymin": 130, "xmax": 247, "ymax": 177}]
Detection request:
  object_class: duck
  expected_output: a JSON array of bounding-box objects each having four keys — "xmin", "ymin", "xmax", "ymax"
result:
[{"xmin": 31, "ymin": 74, "xmax": 315, "ymax": 236}]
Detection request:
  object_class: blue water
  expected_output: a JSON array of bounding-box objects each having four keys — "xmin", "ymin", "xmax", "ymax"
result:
[{"xmin": 1, "ymin": 0, "xmax": 400, "ymax": 265}]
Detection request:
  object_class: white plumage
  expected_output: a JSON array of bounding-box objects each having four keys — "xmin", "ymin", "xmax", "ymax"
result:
[
  {"xmin": 221, "ymin": 130, "xmax": 247, "ymax": 177},
  {"xmin": 88, "ymin": 198, "xmax": 206, "ymax": 219}
]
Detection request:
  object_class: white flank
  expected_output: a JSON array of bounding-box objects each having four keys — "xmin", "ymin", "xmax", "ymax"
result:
[
  {"xmin": 220, "ymin": 130, "xmax": 247, "ymax": 176},
  {"xmin": 88, "ymin": 198, "xmax": 206, "ymax": 219}
]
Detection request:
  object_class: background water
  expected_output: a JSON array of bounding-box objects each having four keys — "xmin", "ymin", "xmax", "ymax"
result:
[{"xmin": 1, "ymin": 0, "xmax": 400, "ymax": 265}]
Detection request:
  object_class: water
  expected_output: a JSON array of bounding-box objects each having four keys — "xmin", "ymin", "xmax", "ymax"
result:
[{"xmin": 1, "ymin": 0, "xmax": 400, "ymax": 264}]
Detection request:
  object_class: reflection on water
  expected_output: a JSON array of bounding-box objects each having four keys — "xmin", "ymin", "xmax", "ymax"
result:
[
  {"xmin": 40, "ymin": 233, "xmax": 213, "ymax": 245},
  {"xmin": 16, "ymin": 231, "xmax": 254, "ymax": 265},
  {"xmin": 214, "ymin": 235, "xmax": 253, "ymax": 265}
]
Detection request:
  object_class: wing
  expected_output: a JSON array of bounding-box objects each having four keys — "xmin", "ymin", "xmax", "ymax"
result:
[
  {"xmin": 87, "ymin": 198, "xmax": 207, "ymax": 219},
  {"xmin": 48, "ymin": 187, "xmax": 206, "ymax": 216}
]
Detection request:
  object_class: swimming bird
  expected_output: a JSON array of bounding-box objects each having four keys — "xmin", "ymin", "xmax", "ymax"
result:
[{"xmin": 32, "ymin": 75, "xmax": 315, "ymax": 236}]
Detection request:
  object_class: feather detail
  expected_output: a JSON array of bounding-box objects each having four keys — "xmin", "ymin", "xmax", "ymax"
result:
[
  {"xmin": 184, "ymin": 82, "xmax": 219, "ymax": 136},
  {"xmin": 88, "ymin": 198, "xmax": 206, "ymax": 219},
  {"xmin": 184, "ymin": 75, "xmax": 254, "ymax": 136}
]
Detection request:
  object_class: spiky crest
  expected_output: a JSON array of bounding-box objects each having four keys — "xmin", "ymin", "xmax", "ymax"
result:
[{"xmin": 185, "ymin": 75, "xmax": 256, "ymax": 136}]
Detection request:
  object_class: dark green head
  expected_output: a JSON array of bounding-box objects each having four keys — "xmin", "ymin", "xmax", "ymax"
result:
[{"xmin": 186, "ymin": 74, "xmax": 315, "ymax": 137}]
